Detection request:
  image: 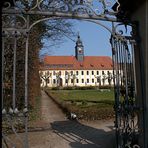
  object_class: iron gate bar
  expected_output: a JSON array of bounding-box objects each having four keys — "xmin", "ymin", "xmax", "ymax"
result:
[
  {"xmin": 2, "ymin": 10, "xmax": 118, "ymax": 22},
  {"xmin": 110, "ymin": 34, "xmax": 119, "ymax": 147},
  {"xmin": 23, "ymin": 15, "xmax": 29, "ymax": 148},
  {"xmin": 130, "ymin": 40, "xmax": 137, "ymax": 95},
  {"xmin": 13, "ymin": 35, "xmax": 17, "ymax": 110},
  {"xmin": 2, "ymin": 36, "xmax": 5, "ymax": 110},
  {"xmin": 123, "ymin": 40, "xmax": 128, "ymax": 104}
]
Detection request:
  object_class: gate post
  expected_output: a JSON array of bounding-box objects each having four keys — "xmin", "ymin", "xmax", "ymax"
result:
[
  {"xmin": 132, "ymin": 15, "xmax": 148, "ymax": 148},
  {"xmin": 132, "ymin": 22, "xmax": 147, "ymax": 148}
]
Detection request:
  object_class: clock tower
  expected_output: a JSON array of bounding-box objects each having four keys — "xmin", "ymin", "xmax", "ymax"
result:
[{"xmin": 75, "ymin": 34, "xmax": 84, "ymax": 62}]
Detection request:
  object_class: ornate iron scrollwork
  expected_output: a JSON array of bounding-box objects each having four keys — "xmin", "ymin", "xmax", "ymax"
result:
[
  {"xmin": 2, "ymin": 14, "xmax": 27, "ymax": 29},
  {"xmin": 2, "ymin": 0, "xmax": 120, "ymax": 19}
]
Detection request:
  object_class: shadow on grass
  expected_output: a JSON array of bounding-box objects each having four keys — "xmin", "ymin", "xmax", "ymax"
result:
[{"xmin": 51, "ymin": 120, "xmax": 116, "ymax": 148}]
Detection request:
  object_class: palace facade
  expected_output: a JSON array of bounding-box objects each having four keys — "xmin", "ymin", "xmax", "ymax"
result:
[{"xmin": 39, "ymin": 35, "xmax": 113, "ymax": 87}]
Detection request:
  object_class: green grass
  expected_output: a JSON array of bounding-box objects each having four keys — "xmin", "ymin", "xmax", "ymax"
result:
[
  {"xmin": 46, "ymin": 89, "xmax": 115, "ymax": 120},
  {"xmin": 29, "ymin": 96, "xmax": 41, "ymax": 122},
  {"xmin": 49, "ymin": 89, "xmax": 114, "ymax": 103}
]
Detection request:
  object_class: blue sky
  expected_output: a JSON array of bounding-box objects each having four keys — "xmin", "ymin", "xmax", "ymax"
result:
[
  {"xmin": 40, "ymin": 20, "xmax": 113, "ymax": 58},
  {"xmin": 39, "ymin": 0, "xmax": 121, "ymax": 58}
]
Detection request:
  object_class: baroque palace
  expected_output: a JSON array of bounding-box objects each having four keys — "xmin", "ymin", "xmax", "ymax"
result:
[{"xmin": 39, "ymin": 35, "xmax": 113, "ymax": 87}]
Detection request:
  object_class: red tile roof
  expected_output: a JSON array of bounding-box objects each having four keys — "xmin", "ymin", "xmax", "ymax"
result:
[{"xmin": 40, "ymin": 56, "xmax": 113, "ymax": 70}]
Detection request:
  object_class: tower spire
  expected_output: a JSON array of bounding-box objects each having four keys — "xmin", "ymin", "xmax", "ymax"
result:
[
  {"xmin": 75, "ymin": 33, "xmax": 84, "ymax": 62},
  {"xmin": 78, "ymin": 31, "xmax": 80, "ymax": 38},
  {"xmin": 76, "ymin": 32, "xmax": 83, "ymax": 46}
]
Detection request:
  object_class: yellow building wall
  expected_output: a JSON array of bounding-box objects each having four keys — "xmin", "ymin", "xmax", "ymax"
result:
[{"xmin": 40, "ymin": 69, "xmax": 113, "ymax": 87}]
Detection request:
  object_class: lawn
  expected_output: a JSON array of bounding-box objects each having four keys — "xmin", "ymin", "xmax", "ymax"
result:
[
  {"xmin": 49, "ymin": 89, "xmax": 114, "ymax": 103},
  {"xmin": 46, "ymin": 89, "xmax": 115, "ymax": 120}
]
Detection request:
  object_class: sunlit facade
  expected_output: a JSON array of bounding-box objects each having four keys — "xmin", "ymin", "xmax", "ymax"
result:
[{"xmin": 39, "ymin": 35, "xmax": 113, "ymax": 87}]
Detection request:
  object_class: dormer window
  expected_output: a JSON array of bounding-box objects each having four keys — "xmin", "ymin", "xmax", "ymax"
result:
[{"xmin": 101, "ymin": 64, "xmax": 104, "ymax": 67}]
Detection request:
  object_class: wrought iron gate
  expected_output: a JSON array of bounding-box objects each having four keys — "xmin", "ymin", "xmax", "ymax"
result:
[
  {"xmin": 2, "ymin": 16, "xmax": 29, "ymax": 148},
  {"xmin": 2, "ymin": 0, "xmax": 142, "ymax": 148},
  {"xmin": 110, "ymin": 25, "xmax": 140, "ymax": 148}
]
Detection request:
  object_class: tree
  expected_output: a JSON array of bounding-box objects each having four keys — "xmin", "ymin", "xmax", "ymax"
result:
[
  {"xmin": 29, "ymin": 17, "xmax": 75, "ymax": 105},
  {"xmin": 102, "ymin": 74, "xmax": 107, "ymax": 86},
  {"xmin": 65, "ymin": 71, "xmax": 70, "ymax": 86},
  {"xmin": 39, "ymin": 71, "xmax": 51, "ymax": 88},
  {"xmin": 95, "ymin": 75, "xmax": 101, "ymax": 87},
  {"xmin": 71, "ymin": 73, "xmax": 77, "ymax": 86},
  {"xmin": 55, "ymin": 71, "xmax": 61, "ymax": 87},
  {"xmin": 39, "ymin": 19, "xmax": 76, "ymax": 57},
  {"xmin": 107, "ymin": 72, "xmax": 113, "ymax": 86}
]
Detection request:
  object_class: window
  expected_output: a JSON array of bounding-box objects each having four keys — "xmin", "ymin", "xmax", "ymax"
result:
[
  {"xmin": 81, "ymin": 71, "xmax": 84, "ymax": 75},
  {"xmin": 87, "ymin": 79, "xmax": 89, "ymax": 83},
  {"xmin": 47, "ymin": 79, "xmax": 50, "ymax": 84},
  {"xmin": 53, "ymin": 71, "xmax": 56, "ymax": 75},
  {"xmin": 101, "ymin": 64, "xmax": 104, "ymax": 67},
  {"xmin": 102, "ymin": 71, "xmax": 104, "ymax": 75},
  {"xmin": 107, "ymin": 71, "xmax": 110, "ymax": 75},
  {"xmin": 76, "ymin": 71, "xmax": 79, "ymax": 75},
  {"xmin": 97, "ymin": 71, "xmax": 99, "ymax": 75},
  {"xmin": 65, "ymin": 71, "xmax": 67, "ymax": 75},
  {"xmin": 97, "ymin": 78, "xmax": 100, "ymax": 83},
  {"xmin": 71, "ymin": 71, "xmax": 73, "ymax": 75},
  {"xmin": 65, "ymin": 79, "xmax": 68, "ymax": 83},
  {"xmin": 76, "ymin": 79, "xmax": 79, "ymax": 83},
  {"xmin": 82, "ymin": 79, "xmax": 84, "ymax": 83},
  {"xmin": 53, "ymin": 79, "xmax": 56, "ymax": 84},
  {"xmin": 92, "ymin": 71, "xmax": 94, "ymax": 75},
  {"xmin": 87, "ymin": 71, "xmax": 89, "ymax": 75},
  {"xmin": 71, "ymin": 79, "xmax": 73, "ymax": 83},
  {"xmin": 92, "ymin": 79, "xmax": 94, "ymax": 83}
]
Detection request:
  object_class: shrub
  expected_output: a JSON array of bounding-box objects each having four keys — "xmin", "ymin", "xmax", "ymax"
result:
[
  {"xmin": 99, "ymin": 85, "xmax": 113, "ymax": 89},
  {"xmin": 63, "ymin": 86, "xmax": 74, "ymax": 90},
  {"xmin": 75, "ymin": 86, "xmax": 97, "ymax": 90},
  {"xmin": 52, "ymin": 87, "xmax": 60, "ymax": 90},
  {"xmin": 71, "ymin": 100, "xmax": 77, "ymax": 105},
  {"xmin": 50, "ymin": 85, "xmax": 114, "ymax": 90},
  {"xmin": 81, "ymin": 100, "xmax": 87, "ymax": 105}
]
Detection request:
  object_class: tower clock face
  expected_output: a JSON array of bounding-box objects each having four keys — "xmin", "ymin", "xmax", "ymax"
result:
[{"xmin": 78, "ymin": 47, "xmax": 82, "ymax": 53}]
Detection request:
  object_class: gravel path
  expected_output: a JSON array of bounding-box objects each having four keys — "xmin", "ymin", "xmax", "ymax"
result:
[
  {"xmin": 7, "ymin": 91, "xmax": 116, "ymax": 148},
  {"xmin": 41, "ymin": 91, "xmax": 66, "ymax": 123}
]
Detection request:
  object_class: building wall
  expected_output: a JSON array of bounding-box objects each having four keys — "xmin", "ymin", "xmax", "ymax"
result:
[{"xmin": 40, "ymin": 69, "xmax": 114, "ymax": 87}]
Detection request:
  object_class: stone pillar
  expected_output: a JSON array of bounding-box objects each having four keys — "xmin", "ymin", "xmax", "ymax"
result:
[{"xmin": 131, "ymin": 1, "xmax": 148, "ymax": 147}]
